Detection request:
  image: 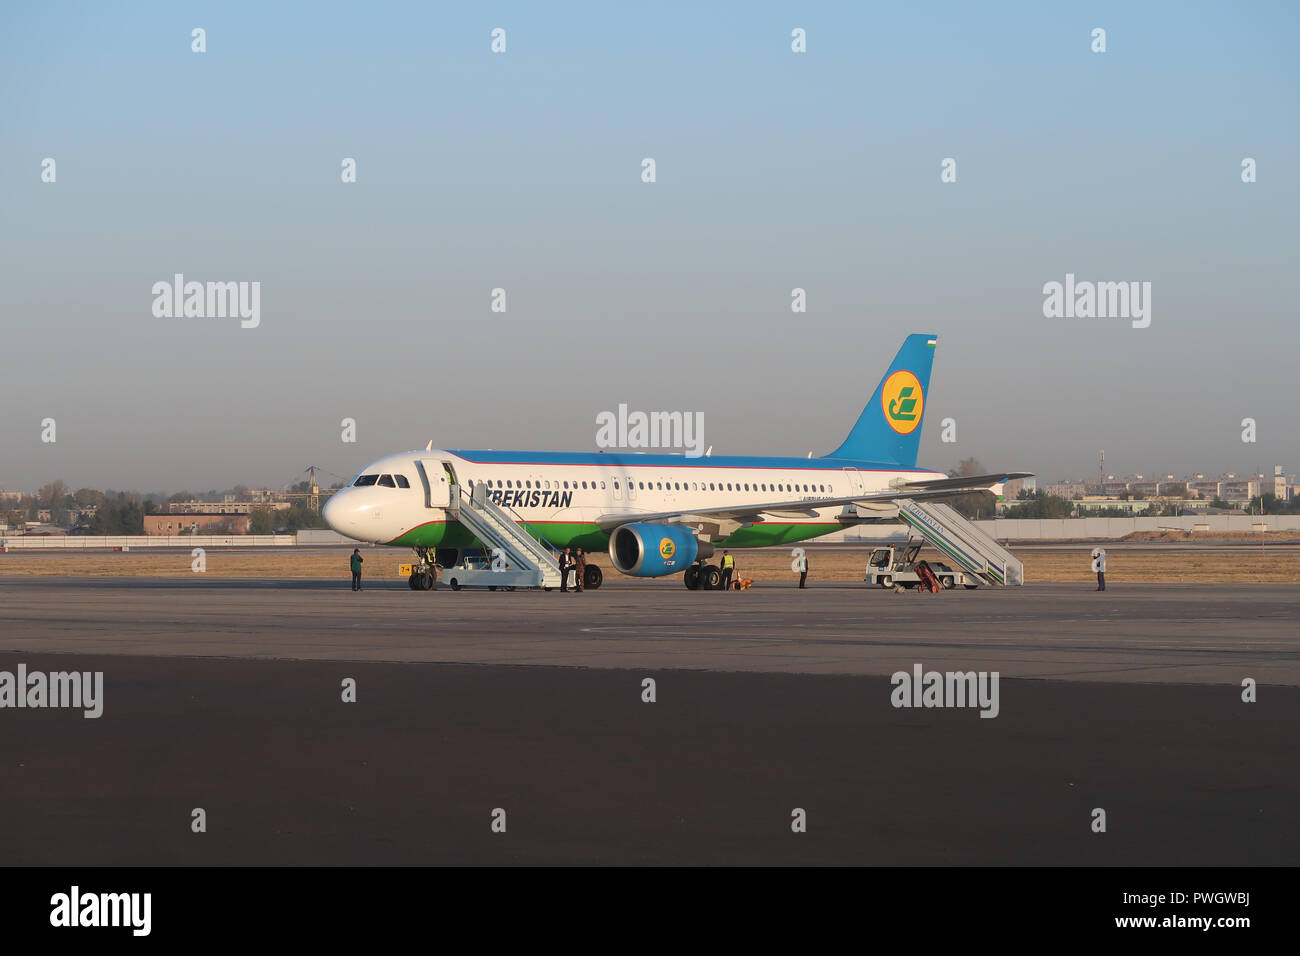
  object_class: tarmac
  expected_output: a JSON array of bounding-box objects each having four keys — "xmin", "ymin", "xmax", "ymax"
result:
[
  {"xmin": 2, "ymin": 577, "xmax": 1297, "ymax": 685},
  {"xmin": 1, "ymin": 577, "xmax": 1297, "ymax": 864}
]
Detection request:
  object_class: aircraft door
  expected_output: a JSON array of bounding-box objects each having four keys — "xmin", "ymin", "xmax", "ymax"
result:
[
  {"xmin": 842, "ymin": 467, "xmax": 864, "ymax": 496},
  {"xmin": 417, "ymin": 459, "xmax": 452, "ymax": 508}
]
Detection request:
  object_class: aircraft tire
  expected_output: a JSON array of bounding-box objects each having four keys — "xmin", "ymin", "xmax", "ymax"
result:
[
  {"xmin": 700, "ymin": 565, "xmax": 721, "ymax": 590},
  {"xmin": 584, "ymin": 565, "xmax": 603, "ymax": 590},
  {"xmin": 683, "ymin": 566, "xmax": 700, "ymax": 590}
]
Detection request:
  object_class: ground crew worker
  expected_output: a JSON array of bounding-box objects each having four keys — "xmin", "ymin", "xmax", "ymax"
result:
[
  {"xmin": 350, "ymin": 548, "xmax": 364, "ymax": 591},
  {"xmin": 575, "ymin": 548, "xmax": 587, "ymax": 593},
  {"xmin": 560, "ymin": 547, "xmax": 573, "ymax": 592},
  {"xmin": 1091, "ymin": 547, "xmax": 1106, "ymax": 591},
  {"xmin": 720, "ymin": 550, "xmax": 735, "ymax": 590},
  {"xmin": 797, "ymin": 550, "xmax": 809, "ymax": 588}
]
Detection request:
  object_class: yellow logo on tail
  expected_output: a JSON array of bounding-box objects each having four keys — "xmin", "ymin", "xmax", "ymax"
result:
[{"xmin": 881, "ymin": 370, "xmax": 924, "ymax": 435}]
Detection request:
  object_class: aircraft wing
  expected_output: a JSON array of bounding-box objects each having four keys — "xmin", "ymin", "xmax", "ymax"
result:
[
  {"xmin": 894, "ymin": 472, "xmax": 1034, "ymax": 492},
  {"xmin": 593, "ymin": 472, "xmax": 1033, "ymax": 532}
]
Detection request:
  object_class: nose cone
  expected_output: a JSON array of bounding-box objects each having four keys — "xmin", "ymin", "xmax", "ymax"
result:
[{"xmin": 324, "ymin": 490, "xmax": 369, "ymax": 541}]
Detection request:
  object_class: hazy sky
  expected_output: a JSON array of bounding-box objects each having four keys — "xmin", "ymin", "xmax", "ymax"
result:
[{"xmin": 2, "ymin": 1, "xmax": 1297, "ymax": 492}]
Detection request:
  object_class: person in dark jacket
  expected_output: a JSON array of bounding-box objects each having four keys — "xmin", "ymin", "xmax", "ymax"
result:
[
  {"xmin": 574, "ymin": 548, "xmax": 587, "ymax": 593},
  {"xmin": 560, "ymin": 547, "xmax": 573, "ymax": 592},
  {"xmin": 350, "ymin": 548, "xmax": 364, "ymax": 591}
]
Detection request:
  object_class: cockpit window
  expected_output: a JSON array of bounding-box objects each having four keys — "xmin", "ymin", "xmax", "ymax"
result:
[
  {"xmin": 394, "ymin": 475, "xmax": 410, "ymax": 488},
  {"xmin": 378, "ymin": 475, "xmax": 396, "ymax": 488},
  {"xmin": 354, "ymin": 474, "xmax": 379, "ymax": 486}
]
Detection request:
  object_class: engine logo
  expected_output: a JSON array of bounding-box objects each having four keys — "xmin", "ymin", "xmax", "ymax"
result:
[
  {"xmin": 881, "ymin": 370, "xmax": 924, "ymax": 435},
  {"xmin": 659, "ymin": 537, "xmax": 676, "ymax": 560}
]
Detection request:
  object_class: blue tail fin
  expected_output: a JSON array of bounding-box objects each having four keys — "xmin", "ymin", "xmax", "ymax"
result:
[{"xmin": 824, "ymin": 333, "xmax": 937, "ymax": 467}]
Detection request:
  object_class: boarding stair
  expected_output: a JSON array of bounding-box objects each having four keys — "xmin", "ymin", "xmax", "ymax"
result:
[
  {"xmin": 895, "ymin": 499, "xmax": 1023, "ymax": 586},
  {"xmin": 446, "ymin": 483, "xmax": 564, "ymax": 589}
]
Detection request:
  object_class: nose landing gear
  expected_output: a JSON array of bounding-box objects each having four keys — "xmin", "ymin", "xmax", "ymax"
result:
[{"xmin": 408, "ymin": 546, "xmax": 439, "ymax": 590}]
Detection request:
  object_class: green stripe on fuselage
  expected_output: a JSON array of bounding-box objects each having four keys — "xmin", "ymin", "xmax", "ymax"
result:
[{"xmin": 387, "ymin": 520, "xmax": 842, "ymax": 552}]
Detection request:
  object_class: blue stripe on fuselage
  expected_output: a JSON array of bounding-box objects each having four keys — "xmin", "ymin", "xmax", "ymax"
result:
[{"xmin": 448, "ymin": 449, "xmax": 941, "ymax": 474}]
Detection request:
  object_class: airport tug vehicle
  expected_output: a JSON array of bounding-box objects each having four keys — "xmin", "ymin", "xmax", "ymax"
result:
[{"xmin": 864, "ymin": 540, "xmax": 977, "ymax": 590}]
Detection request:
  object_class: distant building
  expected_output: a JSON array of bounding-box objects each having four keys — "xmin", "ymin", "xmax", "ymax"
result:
[
  {"xmin": 1219, "ymin": 479, "xmax": 1260, "ymax": 503},
  {"xmin": 1072, "ymin": 497, "xmax": 1210, "ymax": 515},
  {"xmin": 165, "ymin": 500, "xmax": 290, "ymax": 515},
  {"xmin": 143, "ymin": 513, "xmax": 251, "ymax": 535},
  {"xmin": 1044, "ymin": 482, "xmax": 1083, "ymax": 500}
]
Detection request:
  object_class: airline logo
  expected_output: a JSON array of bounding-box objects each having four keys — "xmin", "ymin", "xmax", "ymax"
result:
[
  {"xmin": 659, "ymin": 538, "xmax": 676, "ymax": 560},
  {"xmin": 882, "ymin": 370, "xmax": 924, "ymax": 434}
]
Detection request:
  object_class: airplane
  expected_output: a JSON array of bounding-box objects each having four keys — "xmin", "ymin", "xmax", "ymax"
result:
[{"xmin": 323, "ymin": 333, "xmax": 1030, "ymax": 589}]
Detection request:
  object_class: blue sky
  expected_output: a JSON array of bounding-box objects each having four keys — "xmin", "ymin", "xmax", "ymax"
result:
[{"xmin": 2, "ymin": 1, "xmax": 1297, "ymax": 490}]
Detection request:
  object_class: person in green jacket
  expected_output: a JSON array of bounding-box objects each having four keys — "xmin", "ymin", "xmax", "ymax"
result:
[{"xmin": 350, "ymin": 548, "xmax": 364, "ymax": 591}]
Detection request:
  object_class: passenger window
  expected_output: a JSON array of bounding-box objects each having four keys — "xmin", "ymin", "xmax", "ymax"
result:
[
  {"xmin": 639, "ymin": 482, "xmax": 645, "ymax": 490},
  {"xmin": 545, "ymin": 481, "xmax": 551, "ymax": 489},
  {"xmin": 601, "ymin": 481, "xmax": 606, "ymax": 489},
  {"xmin": 614, "ymin": 480, "xmax": 619, "ymax": 489},
  {"xmin": 353, "ymin": 474, "xmax": 379, "ymax": 487},
  {"xmin": 581, "ymin": 481, "xmax": 588, "ymax": 489},
  {"xmin": 378, "ymin": 475, "xmax": 396, "ymax": 488}
]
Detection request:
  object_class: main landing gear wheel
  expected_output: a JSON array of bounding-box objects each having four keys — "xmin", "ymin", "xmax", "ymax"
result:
[
  {"xmin": 699, "ymin": 565, "xmax": 721, "ymax": 590},
  {"xmin": 583, "ymin": 565, "xmax": 603, "ymax": 590},
  {"xmin": 408, "ymin": 572, "xmax": 419, "ymax": 590},
  {"xmin": 683, "ymin": 566, "xmax": 700, "ymax": 590},
  {"xmin": 419, "ymin": 571, "xmax": 436, "ymax": 590}
]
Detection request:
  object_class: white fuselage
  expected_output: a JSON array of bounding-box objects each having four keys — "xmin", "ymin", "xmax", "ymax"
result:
[{"xmin": 324, "ymin": 448, "xmax": 937, "ymax": 547}]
